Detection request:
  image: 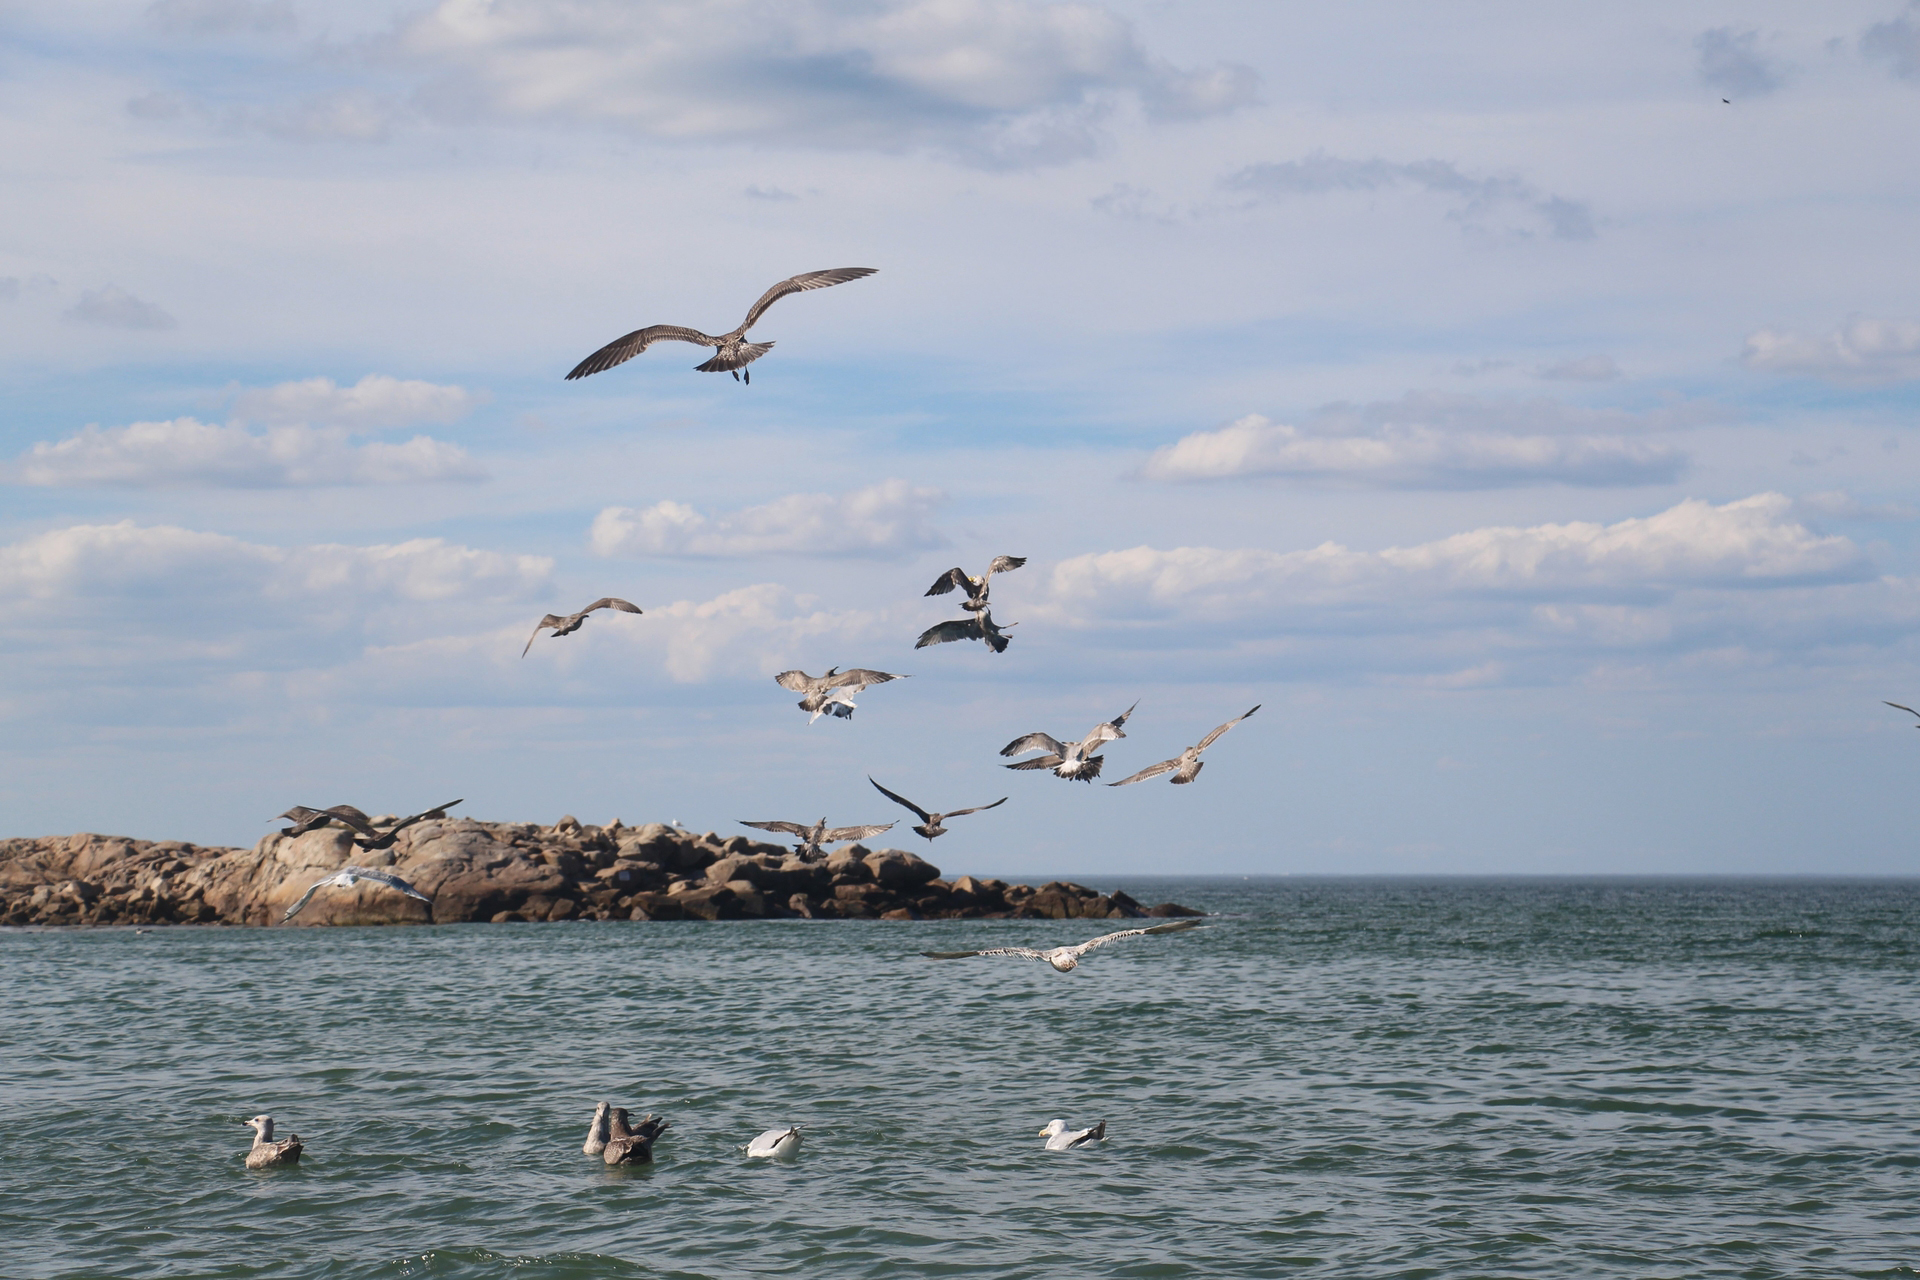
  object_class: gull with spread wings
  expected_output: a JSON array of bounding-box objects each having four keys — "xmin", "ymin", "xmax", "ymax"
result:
[
  {"xmin": 925, "ymin": 556, "xmax": 1025, "ymax": 613},
  {"xmin": 739, "ymin": 817, "xmax": 896, "ymax": 861},
  {"xmin": 922, "ymin": 919, "xmax": 1203, "ymax": 972},
  {"xmin": 1109, "ymin": 706, "xmax": 1260, "ymax": 787},
  {"xmin": 281, "ymin": 866, "xmax": 434, "ymax": 922},
  {"xmin": 274, "ymin": 799, "xmax": 463, "ymax": 850},
  {"xmin": 523, "ymin": 598, "xmax": 642, "ymax": 657},
  {"xmin": 1886, "ymin": 701, "xmax": 1920, "ymax": 727},
  {"xmin": 916, "ymin": 609, "xmax": 1016, "ymax": 654},
  {"xmin": 999, "ymin": 702, "xmax": 1137, "ymax": 782},
  {"xmin": 775, "ymin": 667, "xmax": 908, "ymax": 723},
  {"xmin": 868, "ymin": 777, "xmax": 1007, "ymax": 841},
  {"xmin": 565, "ymin": 267, "xmax": 877, "ymax": 383}
]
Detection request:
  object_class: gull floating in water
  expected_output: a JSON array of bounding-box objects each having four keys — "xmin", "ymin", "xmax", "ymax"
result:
[
  {"xmin": 916, "ymin": 609, "xmax": 1016, "ymax": 654},
  {"xmin": 745, "ymin": 1126, "xmax": 802, "ymax": 1158},
  {"xmin": 1109, "ymin": 706, "xmax": 1260, "ymax": 787},
  {"xmin": 282, "ymin": 867, "xmax": 434, "ymax": 922},
  {"xmin": 1000, "ymin": 702, "xmax": 1137, "ymax": 782},
  {"xmin": 1039, "ymin": 1119, "xmax": 1106, "ymax": 1151},
  {"xmin": 775, "ymin": 667, "xmax": 908, "ymax": 723},
  {"xmin": 603, "ymin": 1108, "xmax": 671, "ymax": 1165},
  {"xmin": 868, "ymin": 778, "xmax": 1006, "ymax": 841},
  {"xmin": 583, "ymin": 1101, "xmax": 611, "ymax": 1156},
  {"xmin": 925, "ymin": 556, "xmax": 1026, "ymax": 613},
  {"xmin": 922, "ymin": 919, "xmax": 1202, "ymax": 972},
  {"xmin": 565, "ymin": 267, "xmax": 877, "ymax": 384},
  {"xmin": 739, "ymin": 817, "xmax": 895, "ymax": 861},
  {"xmin": 243, "ymin": 1115, "xmax": 303, "ymax": 1168},
  {"xmin": 523, "ymin": 598, "xmax": 643, "ymax": 658}
]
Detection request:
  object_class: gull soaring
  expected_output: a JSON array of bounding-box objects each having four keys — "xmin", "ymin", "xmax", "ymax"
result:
[
  {"xmin": 738, "ymin": 817, "xmax": 895, "ymax": 861},
  {"xmin": 282, "ymin": 867, "xmax": 434, "ymax": 922},
  {"xmin": 775, "ymin": 667, "xmax": 908, "ymax": 723},
  {"xmin": 1000, "ymin": 702, "xmax": 1138, "ymax": 782},
  {"xmin": 922, "ymin": 919, "xmax": 1203, "ymax": 972},
  {"xmin": 868, "ymin": 777, "xmax": 1007, "ymax": 841},
  {"xmin": 523, "ymin": 598, "xmax": 643, "ymax": 658},
  {"xmin": 1109, "ymin": 706, "xmax": 1260, "ymax": 787}
]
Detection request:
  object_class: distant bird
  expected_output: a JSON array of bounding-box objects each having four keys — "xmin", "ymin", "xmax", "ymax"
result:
[
  {"xmin": 738, "ymin": 818, "xmax": 895, "ymax": 861},
  {"xmin": 775, "ymin": 667, "xmax": 908, "ymax": 723},
  {"xmin": 351, "ymin": 799, "xmax": 464, "ymax": 851},
  {"xmin": 1000, "ymin": 702, "xmax": 1138, "ymax": 782},
  {"xmin": 869, "ymin": 778, "xmax": 1007, "ymax": 841},
  {"xmin": 523, "ymin": 598, "xmax": 643, "ymax": 657},
  {"xmin": 1722, "ymin": 98, "xmax": 1730, "ymax": 103},
  {"xmin": 925, "ymin": 556, "xmax": 1026, "ymax": 613},
  {"xmin": 583, "ymin": 1101, "xmax": 611, "ymax": 1156},
  {"xmin": 276, "ymin": 804, "xmax": 379, "ymax": 840},
  {"xmin": 603, "ymin": 1108, "xmax": 670, "ymax": 1165},
  {"xmin": 1109, "ymin": 706, "xmax": 1260, "ymax": 787},
  {"xmin": 922, "ymin": 919, "xmax": 1203, "ymax": 972},
  {"xmin": 1886, "ymin": 701, "xmax": 1920, "ymax": 726},
  {"xmin": 282, "ymin": 867, "xmax": 434, "ymax": 922},
  {"xmin": 1039, "ymin": 1119, "xmax": 1106, "ymax": 1151},
  {"xmin": 745, "ymin": 1126, "xmax": 802, "ymax": 1159},
  {"xmin": 916, "ymin": 609, "xmax": 1016, "ymax": 654},
  {"xmin": 242, "ymin": 1115, "xmax": 302, "ymax": 1169},
  {"xmin": 565, "ymin": 267, "xmax": 877, "ymax": 384}
]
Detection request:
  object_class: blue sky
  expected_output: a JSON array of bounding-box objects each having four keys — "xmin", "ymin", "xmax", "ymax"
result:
[{"xmin": 6, "ymin": 0, "xmax": 1920, "ymax": 874}]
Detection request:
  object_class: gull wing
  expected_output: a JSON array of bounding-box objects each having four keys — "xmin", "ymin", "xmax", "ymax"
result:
[
  {"xmin": 566, "ymin": 325, "xmax": 718, "ymax": 380},
  {"xmin": 276, "ymin": 805, "xmax": 329, "ymax": 835},
  {"xmin": 1006, "ymin": 755, "xmax": 1064, "ymax": 772},
  {"xmin": 1081, "ymin": 701, "xmax": 1139, "ymax": 751},
  {"xmin": 869, "ymin": 778, "xmax": 932, "ymax": 823},
  {"xmin": 741, "ymin": 820, "xmax": 811, "ymax": 837},
  {"xmin": 943, "ymin": 797, "xmax": 1009, "ymax": 819},
  {"xmin": 584, "ymin": 598, "xmax": 643, "ymax": 616},
  {"xmin": 320, "ymin": 805, "xmax": 379, "ymax": 838},
  {"xmin": 738, "ymin": 267, "xmax": 877, "ymax": 333},
  {"xmin": 776, "ymin": 669, "xmax": 823, "ymax": 693},
  {"xmin": 822, "ymin": 822, "xmax": 895, "ymax": 843},
  {"xmin": 280, "ymin": 874, "xmax": 340, "ymax": 921},
  {"xmin": 1887, "ymin": 701, "xmax": 1920, "ymax": 720},
  {"xmin": 360, "ymin": 798, "xmax": 464, "ymax": 849},
  {"xmin": 1194, "ymin": 704, "xmax": 1260, "ymax": 752},
  {"xmin": 1073, "ymin": 918, "xmax": 1203, "ymax": 955},
  {"xmin": 924, "ymin": 568, "xmax": 970, "ymax": 598},
  {"xmin": 921, "ymin": 947, "xmax": 1049, "ymax": 961},
  {"xmin": 916, "ymin": 618, "xmax": 981, "ymax": 649},
  {"xmin": 1000, "ymin": 732, "xmax": 1066, "ymax": 758},
  {"xmin": 523, "ymin": 614, "xmax": 568, "ymax": 657},
  {"xmin": 986, "ymin": 556, "xmax": 1026, "ymax": 577},
  {"xmin": 828, "ymin": 668, "xmax": 905, "ymax": 692},
  {"xmin": 1107, "ymin": 758, "xmax": 1180, "ymax": 788},
  {"xmin": 346, "ymin": 866, "xmax": 434, "ymax": 904}
]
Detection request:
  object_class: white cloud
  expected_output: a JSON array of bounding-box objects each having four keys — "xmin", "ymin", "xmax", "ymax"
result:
[
  {"xmin": 1221, "ymin": 151, "xmax": 1595, "ymax": 240},
  {"xmin": 64, "ymin": 285, "xmax": 177, "ymax": 330},
  {"xmin": 8, "ymin": 418, "xmax": 483, "ymax": 489},
  {"xmin": 590, "ymin": 479, "xmax": 946, "ymax": 558},
  {"xmin": 1794, "ymin": 490, "xmax": 1920, "ymax": 522},
  {"xmin": 1694, "ymin": 28, "xmax": 1784, "ymax": 97},
  {"xmin": 1741, "ymin": 315, "xmax": 1920, "ymax": 382},
  {"xmin": 1535, "ymin": 355, "xmax": 1620, "ymax": 382},
  {"xmin": 229, "ymin": 374, "xmax": 486, "ymax": 428}
]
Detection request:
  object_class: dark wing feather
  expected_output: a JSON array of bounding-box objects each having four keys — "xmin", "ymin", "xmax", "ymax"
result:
[
  {"xmin": 829, "ymin": 668, "xmax": 904, "ymax": 690},
  {"xmin": 1195, "ymin": 704, "xmax": 1260, "ymax": 752},
  {"xmin": 1005, "ymin": 755, "xmax": 1064, "ymax": 771},
  {"xmin": 585, "ymin": 598, "xmax": 642, "ymax": 616},
  {"xmin": 870, "ymin": 778, "xmax": 932, "ymax": 823},
  {"xmin": 987, "ymin": 556, "xmax": 1026, "ymax": 576},
  {"xmin": 523, "ymin": 615, "xmax": 567, "ymax": 657},
  {"xmin": 822, "ymin": 823, "xmax": 894, "ymax": 842},
  {"xmin": 916, "ymin": 618, "xmax": 981, "ymax": 648},
  {"xmin": 924, "ymin": 568, "xmax": 969, "ymax": 597},
  {"xmin": 320, "ymin": 805, "xmax": 379, "ymax": 838},
  {"xmin": 1001, "ymin": 732, "xmax": 1066, "ymax": 758},
  {"xmin": 1107, "ymin": 758, "xmax": 1180, "ymax": 787},
  {"xmin": 775, "ymin": 669, "xmax": 821, "ymax": 692},
  {"xmin": 1887, "ymin": 701, "xmax": 1920, "ymax": 720},
  {"xmin": 738, "ymin": 267, "xmax": 877, "ymax": 332},
  {"xmin": 741, "ymin": 820, "xmax": 810, "ymax": 837},
  {"xmin": 566, "ymin": 325, "xmax": 716, "ymax": 380},
  {"xmin": 942, "ymin": 797, "xmax": 1008, "ymax": 818}
]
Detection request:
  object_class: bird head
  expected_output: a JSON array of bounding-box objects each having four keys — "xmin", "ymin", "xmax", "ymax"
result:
[{"xmin": 1039, "ymin": 1119, "xmax": 1066, "ymax": 1137}]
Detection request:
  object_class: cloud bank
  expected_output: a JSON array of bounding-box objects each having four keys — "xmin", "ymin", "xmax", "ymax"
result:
[
  {"xmin": 8, "ymin": 419, "xmax": 483, "ymax": 489},
  {"xmin": 591, "ymin": 479, "xmax": 946, "ymax": 558},
  {"xmin": 1741, "ymin": 315, "xmax": 1920, "ymax": 382},
  {"xmin": 64, "ymin": 285, "xmax": 177, "ymax": 330},
  {"xmin": 228, "ymin": 374, "xmax": 487, "ymax": 427},
  {"xmin": 1222, "ymin": 151, "xmax": 1595, "ymax": 240}
]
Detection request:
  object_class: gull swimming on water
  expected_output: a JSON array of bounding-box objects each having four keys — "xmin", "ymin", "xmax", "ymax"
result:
[
  {"xmin": 745, "ymin": 1126, "xmax": 802, "ymax": 1158},
  {"xmin": 583, "ymin": 1101, "xmax": 611, "ymax": 1156},
  {"xmin": 1108, "ymin": 705, "xmax": 1260, "ymax": 787},
  {"xmin": 925, "ymin": 556, "xmax": 1026, "ymax": 613},
  {"xmin": 916, "ymin": 609, "xmax": 1016, "ymax": 654},
  {"xmin": 282, "ymin": 867, "xmax": 434, "ymax": 922},
  {"xmin": 999, "ymin": 702, "xmax": 1138, "ymax": 782},
  {"xmin": 603, "ymin": 1108, "xmax": 671, "ymax": 1165},
  {"xmin": 922, "ymin": 919, "xmax": 1202, "ymax": 972},
  {"xmin": 243, "ymin": 1115, "xmax": 303, "ymax": 1168},
  {"xmin": 868, "ymin": 778, "xmax": 1007, "ymax": 841},
  {"xmin": 775, "ymin": 667, "xmax": 908, "ymax": 723},
  {"xmin": 1039, "ymin": 1119, "xmax": 1106, "ymax": 1151},
  {"xmin": 738, "ymin": 818, "xmax": 895, "ymax": 861},
  {"xmin": 523, "ymin": 598, "xmax": 643, "ymax": 657},
  {"xmin": 565, "ymin": 267, "xmax": 877, "ymax": 384}
]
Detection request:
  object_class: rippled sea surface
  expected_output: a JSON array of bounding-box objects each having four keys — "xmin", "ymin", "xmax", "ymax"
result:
[{"xmin": 4, "ymin": 878, "xmax": 1920, "ymax": 1279}]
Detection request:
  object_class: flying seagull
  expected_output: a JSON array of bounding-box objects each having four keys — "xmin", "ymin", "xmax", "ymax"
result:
[
  {"xmin": 603, "ymin": 1108, "xmax": 671, "ymax": 1166},
  {"xmin": 738, "ymin": 817, "xmax": 895, "ymax": 861},
  {"xmin": 523, "ymin": 598, "xmax": 643, "ymax": 657},
  {"xmin": 350, "ymin": 799, "xmax": 464, "ymax": 851},
  {"xmin": 869, "ymin": 777, "xmax": 1007, "ymax": 841},
  {"xmin": 1109, "ymin": 706, "xmax": 1260, "ymax": 787},
  {"xmin": 1000, "ymin": 702, "xmax": 1138, "ymax": 782},
  {"xmin": 276, "ymin": 804, "xmax": 379, "ymax": 840},
  {"xmin": 282, "ymin": 867, "xmax": 434, "ymax": 922},
  {"xmin": 774, "ymin": 667, "xmax": 908, "ymax": 723},
  {"xmin": 1886, "ymin": 701, "xmax": 1920, "ymax": 726},
  {"xmin": 925, "ymin": 556, "xmax": 1026, "ymax": 613},
  {"xmin": 242, "ymin": 1115, "xmax": 302, "ymax": 1169},
  {"xmin": 565, "ymin": 267, "xmax": 877, "ymax": 384},
  {"xmin": 745, "ymin": 1126, "xmax": 802, "ymax": 1159},
  {"xmin": 1039, "ymin": 1119, "xmax": 1106, "ymax": 1151},
  {"xmin": 916, "ymin": 609, "xmax": 1016, "ymax": 654},
  {"xmin": 922, "ymin": 919, "xmax": 1203, "ymax": 973}
]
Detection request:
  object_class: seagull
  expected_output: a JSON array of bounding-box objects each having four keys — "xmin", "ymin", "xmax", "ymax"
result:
[
  {"xmin": 925, "ymin": 556, "xmax": 1026, "ymax": 613},
  {"xmin": 583, "ymin": 1101, "xmax": 611, "ymax": 1156},
  {"xmin": 774, "ymin": 667, "xmax": 908, "ymax": 723},
  {"xmin": 276, "ymin": 804, "xmax": 379, "ymax": 840},
  {"xmin": 916, "ymin": 609, "xmax": 1016, "ymax": 654},
  {"xmin": 745, "ymin": 1126, "xmax": 802, "ymax": 1159},
  {"xmin": 565, "ymin": 267, "xmax": 877, "ymax": 384},
  {"xmin": 242, "ymin": 1115, "xmax": 302, "ymax": 1168},
  {"xmin": 1000, "ymin": 702, "xmax": 1138, "ymax": 782},
  {"xmin": 922, "ymin": 919, "xmax": 1203, "ymax": 972},
  {"xmin": 1108, "ymin": 706, "xmax": 1260, "ymax": 787},
  {"xmin": 868, "ymin": 778, "xmax": 1007, "ymax": 841},
  {"xmin": 738, "ymin": 818, "xmax": 895, "ymax": 861},
  {"xmin": 523, "ymin": 598, "xmax": 643, "ymax": 657},
  {"xmin": 281, "ymin": 867, "xmax": 434, "ymax": 922},
  {"xmin": 1039, "ymin": 1119, "xmax": 1106, "ymax": 1151},
  {"xmin": 603, "ymin": 1108, "xmax": 671, "ymax": 1165},
  {"xmin": 349, "ymin": 799, "xmax": 464, "ymax": 851},
  {"xmin": 1886, "ymin": 702, "xmax": 1920, "ymax": 726}
]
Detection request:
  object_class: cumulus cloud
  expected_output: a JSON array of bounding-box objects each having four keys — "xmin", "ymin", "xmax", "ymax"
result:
[
  {"xmin": 8, "ymin": 419, "xmax": 483, "ymax": 489},
  {"xmin": 1862, "ymin": 4, "xmax": 1920, "ymax": 79},
  {"xmin": 1694, "ymin": 27, "xmax": 1783, "ymax": 97},
  {"xmin": 64, "ymin": 285, "xmax": 177, "ymax": 330},
  {"xmin": 228, "ymin": 374, "xmax": 486, "ymax": 428},
  {"xmin": 1141, "ymin": 395, "xmax": 1694, "ymax": 489},
  {"xmin": 1221, "ymin": 151, "xmax": 1595, "ymax": 240},
  {"xmin": 1741, "ymin": 315, "xmax": 1920, "ymax": 382},
  {"xmin": 590, "ymin": 479, "xmax": 946, "ymax": 558},
  {"xmin": 384, "ymin": 0, "xmax": 1257, "ymax": 166},
  {"xmin": 1794, "ymin": 490, "xmax": 1920, "ymax": 522}
]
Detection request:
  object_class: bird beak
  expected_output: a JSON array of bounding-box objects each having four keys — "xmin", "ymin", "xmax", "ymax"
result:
[{"xmin": 1037, "ymin": 1127, "xmax": 1050, "ymax": 1136}]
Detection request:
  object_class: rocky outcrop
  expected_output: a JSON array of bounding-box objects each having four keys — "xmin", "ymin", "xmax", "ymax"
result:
[{"xmin": 0, "ymin": 818, "xmax": 1205, "ymax": 927}]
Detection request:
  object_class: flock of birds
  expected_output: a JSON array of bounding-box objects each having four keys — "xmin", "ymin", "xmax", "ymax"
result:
[{"xmin": 243, "ymin": 268, "xmax": 1232, "ymax": 1168}]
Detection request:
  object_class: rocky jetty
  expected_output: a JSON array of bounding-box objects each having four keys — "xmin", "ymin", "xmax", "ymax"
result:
[{"xmin": 0, "ymin": 817, "xmax": 1204, "ymax": 927}]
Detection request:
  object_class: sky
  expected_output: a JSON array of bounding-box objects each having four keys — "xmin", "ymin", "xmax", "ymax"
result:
[{"xmin": 6, "ymin": 0, "xmax": 1920, "ymax": 876}]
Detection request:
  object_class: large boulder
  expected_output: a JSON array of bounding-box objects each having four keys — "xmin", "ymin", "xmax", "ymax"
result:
[{"xmin": 864, "ymin": 848, "xmax": 941, "ymax": 890}]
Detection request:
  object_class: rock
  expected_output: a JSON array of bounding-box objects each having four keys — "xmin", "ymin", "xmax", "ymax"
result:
[
  {"xmin": 1147, "ymin": 901, "xmax": 1206, "ymax": 917},
  {"xmin": 824, "ymin": 847, "xmax": 871, "ymax": 883},
  {"xmin": 880, "ymin": 907, "xmax": 916, "ymax": 920},
  {"xmin": 788, "ymin": 892, "xmax": 816, "ymax": 918},
  {"xmin": 863, "ymin": 848, "xmax": 941, "ymax": 890}
]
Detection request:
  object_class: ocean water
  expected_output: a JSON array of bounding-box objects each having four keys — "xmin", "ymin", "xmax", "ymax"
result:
[{"xmin": 2, "ymin": 878, "xmax": 1918, "ymax": 1280}]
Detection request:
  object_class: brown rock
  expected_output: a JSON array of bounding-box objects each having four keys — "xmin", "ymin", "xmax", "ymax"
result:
[{"xmin": 863, "ymin": 848, "xmax": 941, "ymax": 890}]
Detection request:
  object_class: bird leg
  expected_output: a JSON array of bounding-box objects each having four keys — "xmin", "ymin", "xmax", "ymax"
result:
[
  {"xmin": 744, "ymin": 368, "xmax": 750, "ymax": 385},
  {"xmin": 731, "ymin": 369, "xmax": 740, "ymax": 381}
]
